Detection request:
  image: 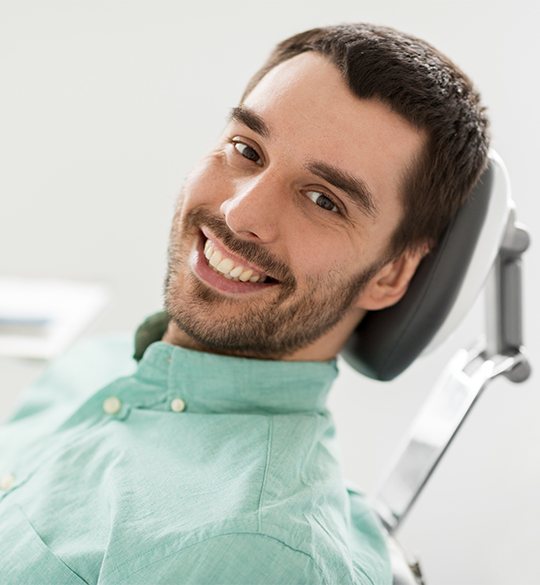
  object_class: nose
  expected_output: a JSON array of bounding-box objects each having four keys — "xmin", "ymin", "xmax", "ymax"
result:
[{"xmin": 219, "ymin": 172, "xmax": 285, "ymax": 243}]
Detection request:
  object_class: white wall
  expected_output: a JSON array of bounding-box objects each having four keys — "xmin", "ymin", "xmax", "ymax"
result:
[{"xmin": 1, "ymin": 1, "xmax": 538, "ymax": 583}]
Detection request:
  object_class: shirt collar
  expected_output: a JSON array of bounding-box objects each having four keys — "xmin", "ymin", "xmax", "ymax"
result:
[{"xmin": 131, "ymin": 311, "xmax": 339, "ymax": 415}]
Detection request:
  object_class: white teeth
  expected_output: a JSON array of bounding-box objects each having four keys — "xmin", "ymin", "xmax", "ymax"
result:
[
  {"xmin": 216, "ymin": 258, "xmax": 234, "ymax": 273},
  {"xmin": 229, "ymin": 266, "xmax": 244, "ymax": 278},
  {"xmin": 203, "ymin": 237, "xmax": 268, "ymax": 283},
  {"xmin": 208, "ymin": 249, "xmax": 222, "ymax": 268},
  {"xmin": 238, "ymin": 269, "xmax": 253, "ymax": 282}
]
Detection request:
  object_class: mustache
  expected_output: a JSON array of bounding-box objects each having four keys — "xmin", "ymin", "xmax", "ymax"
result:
[{"xmin": 184, "ymin": 208, "xmax": 294, "ymax": 286}]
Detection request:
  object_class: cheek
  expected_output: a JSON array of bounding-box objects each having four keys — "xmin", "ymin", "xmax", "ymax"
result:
[
  {"xmin": 183, "ymin": 153, "xmax": 232, "ymax": 206},
  {"xmin": 292, "ymin": 245, "xmax": 346, "ymax": 283}
]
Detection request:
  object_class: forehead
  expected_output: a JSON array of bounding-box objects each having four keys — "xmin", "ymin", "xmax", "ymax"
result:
[{"xmin": 241, "ymin": 52, "xmax": 426, "ymax": 222}]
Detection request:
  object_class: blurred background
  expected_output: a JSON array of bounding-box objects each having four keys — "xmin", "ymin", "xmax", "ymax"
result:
[{"xmin": 1, "ymin": 1, "xmax": 538, "ymax": 583}]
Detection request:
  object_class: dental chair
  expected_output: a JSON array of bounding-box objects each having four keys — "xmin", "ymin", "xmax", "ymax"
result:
[{"xmin": 341, "ymin": 150, "xmax": 532, "ymax": 584}]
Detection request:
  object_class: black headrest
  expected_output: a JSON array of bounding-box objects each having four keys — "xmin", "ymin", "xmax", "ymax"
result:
[{"xmin": 340, "ymin": 162, "xmax": 494, "ymax": 381}]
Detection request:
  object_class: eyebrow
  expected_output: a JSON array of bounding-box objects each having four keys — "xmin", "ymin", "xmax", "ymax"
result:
[
  {"xmin": 229, "ymin": 105, "xmax": 270, "ymax": 138},
  {"xmin": 228, "ymin": 105, "xmax": 379, "ymax": 219}
]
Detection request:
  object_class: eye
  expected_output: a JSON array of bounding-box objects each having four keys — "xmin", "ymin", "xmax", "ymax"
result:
[
  {"xmin": 305, "ymin": 190, "xmax": 340, "ymax": 214},
  {"xmin": 231, "ymin": 139, "xmax": 263, "ymax": 166}
]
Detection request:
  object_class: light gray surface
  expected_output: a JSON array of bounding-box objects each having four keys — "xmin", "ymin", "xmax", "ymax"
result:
[{"xmin": 1, "ymin": 2, "xmax": 538, "ymax": 584}]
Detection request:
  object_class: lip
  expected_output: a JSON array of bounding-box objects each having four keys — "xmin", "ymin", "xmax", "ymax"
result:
[{"xmin": 189, "ymin": 230, "xmax": 279, "ymax": 295}]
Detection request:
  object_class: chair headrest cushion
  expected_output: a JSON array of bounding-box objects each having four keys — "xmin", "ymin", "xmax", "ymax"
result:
[{"xmin": 340, "ymin": 158, "xmax": 498, "ymax": 381}]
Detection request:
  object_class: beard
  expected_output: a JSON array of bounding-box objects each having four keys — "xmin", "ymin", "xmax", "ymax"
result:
[{"xmin": 162, "ymin": 197, "xmax": 384, "ymax": 361}]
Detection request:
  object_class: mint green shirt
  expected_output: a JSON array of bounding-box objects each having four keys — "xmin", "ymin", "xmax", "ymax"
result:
[{"xmin": 0, "ymin": 313, "xmax": 391, "ymax": 585}]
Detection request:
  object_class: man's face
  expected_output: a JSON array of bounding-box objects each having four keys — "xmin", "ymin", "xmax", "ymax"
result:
[{"xmin": 163, "ymin": 52, "xmax": 425, "ymax": 361}]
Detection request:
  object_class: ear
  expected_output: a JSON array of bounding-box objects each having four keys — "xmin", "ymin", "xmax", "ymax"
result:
[{"xmin": 354, "ymin": 244, "xmax": 430, "ymax": 311}]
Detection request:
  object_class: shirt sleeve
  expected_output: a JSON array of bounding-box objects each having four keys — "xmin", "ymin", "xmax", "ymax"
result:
[{"xmin": 118, "ymin": 532, "xmax": 326, "ymax": 585}]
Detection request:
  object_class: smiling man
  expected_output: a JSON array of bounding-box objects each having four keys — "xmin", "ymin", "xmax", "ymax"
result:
[{"xmin": 1, "ymin": 23, "xmax": 488, "ymax": 585}]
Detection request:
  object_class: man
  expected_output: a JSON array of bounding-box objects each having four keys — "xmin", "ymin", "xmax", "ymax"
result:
[{"xmin": 1, "ymin": 23, "xmax": 488, "ymax": 585}]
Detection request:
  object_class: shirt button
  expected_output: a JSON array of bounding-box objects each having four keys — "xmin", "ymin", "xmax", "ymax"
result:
[
  {"xmin": 0, "ymin": 472, "xmax": 16, "ymax": 491},
  {"xmin": 170, "ymin": 398, "xmax": 186, "ymax": 412},
  {"xmin": 103, "ymin": 396, "xmax": 122, "ymax": 415}
]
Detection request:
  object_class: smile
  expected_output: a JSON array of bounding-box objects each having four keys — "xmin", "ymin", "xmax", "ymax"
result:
[{"xmin": 189, "ymin": 230, "xmax": 279, "ymax": 295}]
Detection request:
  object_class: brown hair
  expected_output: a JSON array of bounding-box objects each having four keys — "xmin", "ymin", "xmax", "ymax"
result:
[{"xmin": 240, "ymin": 23, "xmax": 490, "ymax": 257}]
